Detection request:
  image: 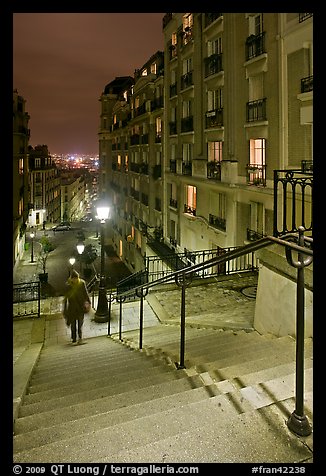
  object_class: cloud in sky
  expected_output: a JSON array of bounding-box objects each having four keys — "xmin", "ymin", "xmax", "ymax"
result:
[{"xmin": 13, "ymin": 13, "xmax": 165, "ymax": 155}]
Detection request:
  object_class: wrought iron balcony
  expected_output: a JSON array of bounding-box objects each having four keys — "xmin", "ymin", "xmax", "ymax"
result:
[
  {"xmin": 245, "ymin": 32, "xmax": 266, "ymax": 61},
  {"xmin": 207, "ymin": 161, "xmax": 221, "ymax": 180},
  {"xmin": 170, "ymin": 83, "xmax": 177, "ymax": 97},
  {"xmin": 247, "ymin": 228, "xmax": 264, "ymax": 241},
  {"xmin": 246, "ymin": 163, "xmax": 266, "ymax": 186},
  {"xmin": 169, "ymin": 121, "xmax": 177, "ymax": 135},
  {"xmin": 209, "ymin": 213, "xmax": 226, "ymax": 231},
  {"xmin": 204, "ymin": 53, "xmax": 223, "ymax": 77},
  {"xmin": 181, "ymin": 116, "xmax": 193, "ymax": 133},
  {"xmin": 181, "ymin": 71, "xmax": 193, "ymax": 90},
  {"xmin": 204, "ymin": 13, "xmax": 222, "ymax": 28},
  {"xmin": 169, "ymin": 198, "xmax": 178, "ymax": 208},
  {"xmin": 184, "ymin": 204, "xmax": 196, "ymax": 216},
  {"xmin": 301, "ymin": 75, "xmax": 313, "ymax": 93},
  {"xmin": 246, "ymin": 98, "xmax": 267, "ymax": 122},
  {"xmin": 170, "ymin": 160, "xmax": 177, "ymax": 173},
  {"xmin": 205, "ymin": 108, "xmax": 223, "ymax": 128},
  {"xmin": 182, "ymin": 161, "xmax": 192, "ymax": 175}
]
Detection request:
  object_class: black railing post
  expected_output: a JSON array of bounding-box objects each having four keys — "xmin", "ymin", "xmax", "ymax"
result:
[
  {"xmin": 107, "ymin": 293, "xmax": 115, "ymax": 336},
  {"xmin": 285, "ymin": 226, "xmax": 313, "ymax": 436},
  {"xmin": 175, "ymin": 272, "xmax": 193, "ymax": 369},
  {"xmin": 136, "ymin": 287, "xmax": 149, "ymax": 349},
  {"xmin": 116, "ymin": 295, "xmax": 126, "ymax": 341}
]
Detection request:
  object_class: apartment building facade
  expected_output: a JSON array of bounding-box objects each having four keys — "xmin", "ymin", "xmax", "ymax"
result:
[
  {"xmin": 162, "ymin": 12, "xmax": 313, "ymax": 256},
  {"xmin": 99, "ymin": 13, "xmax": 312, "ymax": 272},
  {"xmin": 13, "ymin": 89, "xmax": 31, "ymax": 265},
  {"xmin": 98, "ymin": 53, "xmax": 165, "ymax": 273},
  {"xmin": 28, "ymin": 144, "xmax": 61, "ymax": 227},
  {"xmin": 59, "ymin": 170, "xmax": 89, "ymax": 222},
  {"xmin": 98, "ymin": 13, "xmax": 313, "ymax": 336}
]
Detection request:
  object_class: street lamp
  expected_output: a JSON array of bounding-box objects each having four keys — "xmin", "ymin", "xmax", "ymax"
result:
[
  {"xmin": 94, "ymin": 202, "xmax": 110, "ymax": 323},
  {"xmin": 76, "ymin": 242, "xmax": 85, "ymax": 273},
  {"xmin": 69, "ymin": 257, "xmax": 76, "ymax": 267},
  {"xmin": 30, "ymin": 231, "xmax": 35, "ymax": 263},
  {"xmin": 68, "ymin": 257, "xmax": 76, "ymax": 276}
]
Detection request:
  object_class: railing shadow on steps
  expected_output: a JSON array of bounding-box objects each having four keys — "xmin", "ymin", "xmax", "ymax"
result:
[{"xmin": 106, "ymin": 227, "xmax": 313, "ymax": 437}]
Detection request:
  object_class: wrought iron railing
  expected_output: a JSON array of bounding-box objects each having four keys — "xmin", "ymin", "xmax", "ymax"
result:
[
  {"xmin": 111, "ymin": 229, "xmax": 313, "ymax": 437},
  {"xmin": 13, "ymin": 281, "xmax": 41, "ymax": 318},
  {"xmin": 273, "ymin": 169, "xmax": 313, "ymax": 237}
]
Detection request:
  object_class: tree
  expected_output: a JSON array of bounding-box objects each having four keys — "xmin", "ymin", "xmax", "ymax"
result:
[{"xmin": 37, "ymin": 236, "xmax": 55, "ymax": 279}]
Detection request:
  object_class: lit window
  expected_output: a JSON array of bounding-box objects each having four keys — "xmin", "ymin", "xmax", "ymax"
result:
[
  {"xmin": 248, "ymin": 138, "xmax": 266, "ymax": 185},
  {"xmin": 185, "ymin": 185, "xmax": 196, "ymax": 213},
  {"xmin": 208, "ymin": 141, "xmax": 223, "ymax": 162},
  {"xmin": 150, "ymin": 63, "xmax": 157, "ymax": 74},
  {"xmin": 18, "ymin": 158, "xmax": 24, "ymax": 174},
  {"xmin": 156, "ymin": 117, "xmax": 162, "ymax": 134},
  {"xmin": 249, "ymin": 139, "xmax": 265, "ymax": 165}
]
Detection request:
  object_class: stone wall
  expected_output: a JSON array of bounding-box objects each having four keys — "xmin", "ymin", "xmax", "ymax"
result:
[{"xmin": 254, "ymin": 244, "xmax": 313, "ymax": 338}]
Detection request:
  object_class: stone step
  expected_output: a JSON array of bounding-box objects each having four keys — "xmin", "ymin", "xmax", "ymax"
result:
[
  {"xmin": 193, "ymin": 338, "xmax": 312, "ymax": 377},
  {"xmin": 121, "ymin": 328, "xmax": 253, "ymax": 353},
  {"xmin": 14, "ymin": 384, "xmax": 220, "ymax": 453},
  {"xmin": 19, "ymin": 365, "xmax": 190, "ymax": 418},
  {"xmin": 13, "ymin": 391, "xmax": 245, "ymax": 463},
  {"xmin": 25, "ymin": 362, "xmax": 175, "ymax": 404},
  {"xmin": 92, "ymin": 400, "xmax": 312, "ymax": 464},
  {"xmin": 221, "ymin": 356, "xmax": 313, "ymax": 390},
  {"xmin": 15, "ymin": 373, "xmax": 204, "ymax": 431},
  {"xmin": 34, "ymin": 336, "xmax": 142, "ymax": 371},
  {"xmin": 29, "ymin": 351, "xmax": 170, "ymax": 388}
]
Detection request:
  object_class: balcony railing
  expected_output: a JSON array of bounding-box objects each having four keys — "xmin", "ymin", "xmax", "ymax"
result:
[
  {"xmin": 130, "ymin": 134, "xmax": 140, "ymax": 145},
  {"xmin": 204, "ymin": 13, "xmax": 222, "ymax": 28},
  {"xmin": 184, "ymin": 204, "xmax": 196, "ymax": 216},
  {"xmin": 180, "ymin": 71, "xmax": 193, "ymax": 90},
  {"xmin": 299, "ymin": 13, "xmax": 312, "ymax": 22},
  {"xmin": 170, "ymin": 160, "xmax": 176, "ymax": 173},
  {"xmin": 182, "ymin": 161, "xmax": 192, "ymax": 175},
  {"xmin": 204, "ymin": 53, "xmax": 223, "ymax": 77},
  {"xmin": 134, "ymin": 103, "xmax": 147, "ymax": 117},
  {"xmin": 273, "ymin": 168, "xmax": 313, "ymax": 237},
  {"xmin": 170, "ymin": 83, "xmax": 177, "ymax": 97},
  {"xmin": 246, "ymin": 98, "xmax": 267, "ymax": 122},
  {"xmin": 207, "ymin": 161, "xmax": 221, "ymax": 180},
  {"xmin": 152, "ymin": 164, "xmax": 161, "ymax": 180},
  {"xmin": 151, "ymin": 96, "xmax": 164, "ymax": 111},
  {"xmin": 181, "ymin": 116, "xmax": 193, "ymax": 133},
  {"xmin": 245, "ymin": 32, "xmax": 266, "ymax": 61},
  {"xmin": 205, "ymin": 108, "xmax": 223, "ymax": 128},
  {"xmin": 301, "ymin": 75, "xmax": 313, "ymax": 93},
  {"xmin": 246, "ymin": 163, "xmax": 266, "ymax": 186},
  {"xmin": 247, "ymin": 228, "xmax": 264, "ymax": 241},
  {"xmin": 169, "ymin": 198, "xmax": 178, "ymax": 208},
  {"xmin": 169, "ymin": 121, "xmax": 177, "ymax": 135},
  {"xmin": 209, "ymin": 213, "xmax": 226, "ymax": 231}
]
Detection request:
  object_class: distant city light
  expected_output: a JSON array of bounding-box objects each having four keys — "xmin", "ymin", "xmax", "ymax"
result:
[{"xmin": 51, "ymin": 153, "xmax": 99, "ymax": 171}]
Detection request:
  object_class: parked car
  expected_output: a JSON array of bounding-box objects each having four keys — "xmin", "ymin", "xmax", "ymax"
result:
[{"xmin": 52, "ymin": 223, "xmax": 71, "ymax": 232}]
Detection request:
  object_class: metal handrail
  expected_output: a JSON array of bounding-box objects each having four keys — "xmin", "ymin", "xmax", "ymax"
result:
[
  {"xmin": 117, "ymin": 232, "xmax": 312, "ymax": 300},
  {"xmin": 112, "ymin": 229, "xmax": 313, "ymax": 437}
]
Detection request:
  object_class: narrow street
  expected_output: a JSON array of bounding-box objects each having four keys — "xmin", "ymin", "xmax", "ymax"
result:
[{"xmin": 13, "ymin": 222, "xmax": 131, "ymax": 297}]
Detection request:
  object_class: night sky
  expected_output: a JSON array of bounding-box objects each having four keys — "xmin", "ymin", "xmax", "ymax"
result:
[{"xmin": 13, "ymin": 13, "xmax": 165, "ymax": 156}]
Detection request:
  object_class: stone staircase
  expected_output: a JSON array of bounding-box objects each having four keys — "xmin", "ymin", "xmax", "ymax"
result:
[{"xmin": 13, "ymin": 324, "xmax": 313, "ymax": 463}]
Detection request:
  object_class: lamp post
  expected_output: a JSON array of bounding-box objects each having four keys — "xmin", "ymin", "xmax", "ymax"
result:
[
  {"xmin": 30, "ymin": 231, "xmax": 35, "ymax": 263},
  {"xmin": 76, "ymin": 242, "xmax": 85, "ymax": 273},
  {"xmin": 68, "ymin": 257, "xmax": 76, "ymax": 277},
  {"xmin": 69, "ymin": 257, "xmax": 76, "ymax": 267},
  {"xmin": 94, "ymin": 202, "xmax": 110, "ymax": 323}
]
